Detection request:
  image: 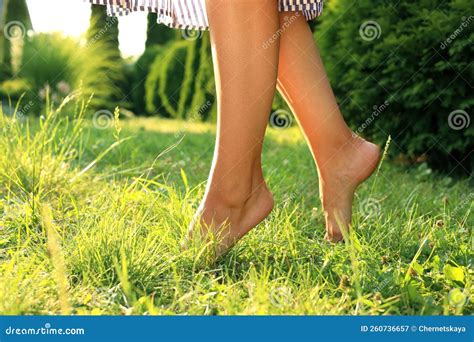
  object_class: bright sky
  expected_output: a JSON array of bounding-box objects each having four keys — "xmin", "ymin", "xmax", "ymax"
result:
[{"xmin": 26, "ymin": 0, "xmax": 147, "ymax": 57}]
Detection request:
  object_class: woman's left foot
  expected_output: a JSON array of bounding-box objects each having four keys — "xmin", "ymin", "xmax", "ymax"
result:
[{"xmin": 318, "ymin": 135, "xmax": 381, "ymax": 242}]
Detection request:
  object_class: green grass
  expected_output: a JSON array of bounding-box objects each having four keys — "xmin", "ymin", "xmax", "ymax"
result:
[{"xmin": 0, "ymin": 95, "xmax": 472, "ymax": 315}]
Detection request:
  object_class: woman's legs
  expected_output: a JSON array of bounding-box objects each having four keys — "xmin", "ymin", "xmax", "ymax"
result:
[
  {"xmin": 188, "ymin": 0, "xmax": 279, "ymax": 253},
  {"xmin": 276, "ymin": 12, "xmax": 381, "ymax": 241}
]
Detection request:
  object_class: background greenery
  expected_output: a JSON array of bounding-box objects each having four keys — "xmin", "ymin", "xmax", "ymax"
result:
[
  {"xmin": 316, "ymin": 0, "xmax": 473, "ymax": 173},
  {"xmin": 1, "ymin": 0, "xmax": 472, "ymax": 173},
  {"xmin": 0, "ymin": 0, "xmax": 472, "ymax": 316}
]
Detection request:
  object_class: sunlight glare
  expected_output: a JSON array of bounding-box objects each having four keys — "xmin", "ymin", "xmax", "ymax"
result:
[{"xmin": 26, "ymin": 0, "xmax": 147, "ymax": 57}]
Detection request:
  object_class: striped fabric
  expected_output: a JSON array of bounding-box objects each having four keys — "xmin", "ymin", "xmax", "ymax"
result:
[{"xmin": 85, "ymin": 0, "xmax": 323, "ymax": 31}]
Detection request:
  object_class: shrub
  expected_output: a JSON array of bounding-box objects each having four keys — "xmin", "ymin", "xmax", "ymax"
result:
[
  {"xmin": 133, "ymin": 14, "xmax": 180, "ymax": 116},
  {"xmin": 0, "ymin": 78, "xmax": 31, "ymax": 100},
  {"xmin": 132, "ymin": 45, "xmax": 166, "ymax": 115},
  {"xmin": 145, "ymin": 34, "xmax": 217, "ymax": 120},
  {"xmin": 79, "ymin": 34, "xmax": 125, "ymax": 111},
  {"xmin": 1, "ymin": 0, "xmax": 32, "ymax": 77},
  {"xmin": 177, "ymin": 37, "xmax": 202, "ymax": 118},
  {"xmin": 16, "ymin": 33, "xmax": 77, "ymax": 111},
  {"xmin": 85, "ymin": 6, "xmax": 125, "ymax": 110},
  {"xmin": 20, "ymin": 34, "xmax": 75, "ymax": 87},
  {"xmin": 316, "ymin": 0, "xmax": 473, "ymax": 173},
  {"xmin": 11, "ymin": 32, "xmax": 124, "ymax": 114},
  {"xmin": 145, "ymin": 40, "xmax": 191, "ymax": 118},
  {"xmin": 189, "ymin": 32, "xmax": 216, "ymax": 121},
  {"xmin": 145, "ymin": 13, "xmax": 178, "ymax": 47}
]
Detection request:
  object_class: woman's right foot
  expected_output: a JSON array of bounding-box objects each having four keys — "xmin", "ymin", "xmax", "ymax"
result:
[
  {"xmin": 185, "ymin": 180, "xmax": 274, "ymax": 256},
  {"xmin": 318, "ymin": 135, "xmax": 381, "ymax": 242}
]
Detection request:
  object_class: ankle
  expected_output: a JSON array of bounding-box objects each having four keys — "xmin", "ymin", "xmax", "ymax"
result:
[
  {"xmin": 310, "ymin": 128, "xmax": 352, "ymax": 156},
  {"xmin": 205, "ymin": 184, "xmax": 253, "ymax": 209}
]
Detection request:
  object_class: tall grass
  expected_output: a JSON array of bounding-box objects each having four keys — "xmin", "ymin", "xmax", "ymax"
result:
[{"xmin": 0, "ymin": 95, "xmax": 472, "ymax": 315}]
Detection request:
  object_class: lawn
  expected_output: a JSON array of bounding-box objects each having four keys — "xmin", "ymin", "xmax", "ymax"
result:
[{"xmin": 0, "ymin": 98, "xmax": 472, "ymax": 315}]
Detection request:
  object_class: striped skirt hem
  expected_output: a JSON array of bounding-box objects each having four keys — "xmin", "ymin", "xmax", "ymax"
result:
[{"xmin": 85, "ymin": 0, "xmax": 324, "ymax": 31}]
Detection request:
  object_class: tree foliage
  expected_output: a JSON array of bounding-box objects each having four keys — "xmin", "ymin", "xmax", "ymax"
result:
[
  {"xmin": 86, "ymin": 5, "xmax": 125, "ymax": 111},
  {"xmin": 316, "ymin": 0, "xmax": 473, "ymax": 172},
  {"xmin": 145, "ymin": 13, "xmax": 178, "ymax": 47},
  {"xmin": 145, "ymin": 33, "xmax": 215, "ymax": 120},
  {"xmin": 1, "ymin": 0, "xmax": 32, "ymax": 78}
]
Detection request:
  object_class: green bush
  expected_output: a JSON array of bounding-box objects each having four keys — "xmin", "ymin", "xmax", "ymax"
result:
[
  {"xmin": 1, "ymin": 0, "xmax": 32, "ymax": 78},
  {"xmin": 85, "ymin": 6, "xmax": 125, "ymax": 110},
  {"xmin": 13, "ymin": 32, "xmax": 124, "ymax": 114},
  {"xmin": 189, "ymin": 32, "xmax": 216, "ymax": 121},
  {"xmin": 0, "ymin": 78, "xmax": 31, "ymax": 99},
  {"xmin": 79, "ymin": 34, "xmax": 125, "ymax": 111},
  {"xmin": 145, "ymin": 13, "xmax": 179, "ymax": 47},
  {"xmin": 132, "ymin": 46, "xmax": 166, "ymax": 115},
  {"xmin": 17, "ymin": 33, "xmax": 77, "ymax": 111},
  {"xmin": 177, "ymin": 37, "xmax": 201, "ymax": 118},
  {"xmin": 20, "ymin": 34, "xmax": 75, "ymax": 90},
  {"xmin": 133, "ymin": 14, "xmax": 180, "ymax": 116},
  {"xmin": 316, "ymin": 0, "xmax": 473, "ymax": 173},
  {"xmin": 0, "ymin": 78, "xmax": 32, "ymax": 116},
  {"xmin": 145, "ymin": 40, "xmax": 193, "ymax": 118},
  {"xmin": 145, "ymin": 33, "xmax": 217, "ymax": 120}
]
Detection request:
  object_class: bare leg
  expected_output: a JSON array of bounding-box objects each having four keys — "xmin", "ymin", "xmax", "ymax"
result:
[
  {"xmin": 276, "ymin": 13, "xmax": 381, "ymax": 241},
  {"xmin": 187, "ymin": 0, "xmax": 278, "ymax": 254}
]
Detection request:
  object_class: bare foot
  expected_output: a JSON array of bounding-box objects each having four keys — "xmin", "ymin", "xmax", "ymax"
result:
[
  {"xmin": 185, "ymin": 181, "xmax": 274, "ymax": 256},
  {"xmin": 318, "ymin": 135, "xmax": 381, "ymax": 242}
]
